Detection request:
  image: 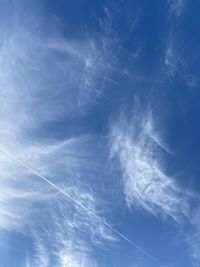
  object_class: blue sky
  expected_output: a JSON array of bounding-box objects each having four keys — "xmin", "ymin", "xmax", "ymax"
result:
[{"xmin": 1, "ymin": 0, "xmax": 200, "ymax": 266}]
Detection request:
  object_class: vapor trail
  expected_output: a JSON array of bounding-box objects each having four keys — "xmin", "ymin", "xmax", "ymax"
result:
[{"xmin": 0, "ymin": 145, "xmax": 165, "ymax": 267}]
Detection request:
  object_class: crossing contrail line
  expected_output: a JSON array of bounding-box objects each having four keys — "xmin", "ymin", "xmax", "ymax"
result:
[{"xmin": 0, "ymin": 145, "xmax": 164, "ymax": 267}]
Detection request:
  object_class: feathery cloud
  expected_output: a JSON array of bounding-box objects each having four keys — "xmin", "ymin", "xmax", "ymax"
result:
[
  {"xmin": 109, "ymin": 110, "xmax": 189, "ymax": 222},
  {"xmin": 168, "ymin": 0, "xmax": 186, "ymax": 17},
  {"xmin": 0, "ymin": 3, "xmax": 117, "ymax": 265}
]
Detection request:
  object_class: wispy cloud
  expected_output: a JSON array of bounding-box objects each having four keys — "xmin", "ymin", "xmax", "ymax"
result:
[
  {"xmin": 0, "ymin": 136, "xmax": 117, "ymax": 266},
  {"xmin": 0, "ymin": 33, "xmax": 109, "ymax": 136},
  {"xmin": 32, "ymin": 234, "xmax": 50, "ymax": 267},
  {"xmin": 56, "ymin": 247, "xmax": 96, "ymax": 267},
  {"xmin": 168, "ymin": 0, "xmax": 186, "ymax": 17},
  {"xmin": 164, "ymin": 42, "xmax": 180, "ymax": 78},
  {"xmin": 109, "ymin": 106, "xmax": 200, "ymax": 265},
  {"xmin": 109, "ymin": 109, "xmax": 189, "ymax": 222},
  {"xmin": 1, "ymin": 1, "xmax": 200, "ymax": 267},
  {"xmin": 163, "ymin": 35, "xmax": 199, "ymax": 89},
  {"xmin": 0, "ymin": 3, "xmax": 117, "ymax": 266},
  {"xmin": 184, "ymin": 207, "xmax": 200, "ymax": 265}
]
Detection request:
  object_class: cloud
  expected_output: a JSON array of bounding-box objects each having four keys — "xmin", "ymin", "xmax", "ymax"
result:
[
  {"xmin": 164, "ymin": 42, "xmax": 180, "ymax": 78},
  {"xmin": 168, "ymin": 0, "xmax": 186, "ymax": 17},
  {"xmin": 57, "ymin": 248, "xmax": 96, "ymax": 267},
  {"xmin": 186, "ymin": 234, "xmax": 200, "ymax": 266},
  {"xmin": 23, "ymin": 181, "xmax": 113, "ymax": 267},
  {"xmin": 0, "ymin": 3, "xmax": 118, "ymax": 265},
  {"xmin": 163, "ymin": 35, "xmax": 199, "ymax": 89},
  {"xmin": 26, "ymin": 237, "xmax": 98, "ymax": 267},
  {"xmin": 163, "ymin": 35, "xmax": 189, "ymax": 81},
  {"xmin": 0, "ymin": 148, "xmax": 55, "ymax": 232},
  {"xmin": 184, "ymin": 207, "xmax": 200, "ymax": 265},
  {"xmin": 32, "ymin": 234, "xmax": 50, "ymax": 267},
  {"xmin": 0, "ymin": 136, "xmax": 117, "ymax": 266},
  {"xmin": 109, "ymin": 110, "xmax": 189, "ymax": 222},
  {"xmin": 109, "ymin": 107, "xmax": 200, "ymax": 265},
  {"xmin": 0, "ymin": 0, "xmax": 116, "ymax": 233},
  {"xmin": 0, "ymin": 33, "xmax": 109, "ymax": 137},
  {"xmin": 0, "ymin": 2, "xmax": 118, "ymax": 145}
]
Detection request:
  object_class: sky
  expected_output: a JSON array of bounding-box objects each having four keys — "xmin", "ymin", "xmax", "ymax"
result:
[{"xmin": 1, "ymin": 0, "xmax": 200, "ymax": 267}]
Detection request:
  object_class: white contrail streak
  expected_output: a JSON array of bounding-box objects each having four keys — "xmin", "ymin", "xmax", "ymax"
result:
[{"xmin": 0, "ymin": 145, "xmax": 165, "ymax": 267}]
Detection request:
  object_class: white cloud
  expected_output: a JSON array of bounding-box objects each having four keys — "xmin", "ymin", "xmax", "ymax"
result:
[
  {"xmin": 168, "ymin": 0, "xmax": 186, "ymax": 17},
  {"xmin": 164, "ymin": 37, "xmax": 199, "ymax": 89},
  {"xmin": 32, "ymin": 234, "xmax": 50, "ymax": 267},
  {"xmin": 23, "ymin": 182, "xmax": 112, "ymax": 267},
  {"xmin": 0, "ymin": 135, "xmax": 116, "ymax": 239},
  {"xmin": 164, "ymin": 43, "xmax": 180, "ymax": 78},
  {"xmin": 0, "ymin": 136, "xmax": 117, "ymax": 267},
  {"xmin": 109, "ymin": 108, "xmax": 200, "ymax": 265},
  {"xmin": 0, "ymin": 3, "xmax": 119, "ymax": 266},
  {"xmin": 54, "ymin": 239, "xmax": 99, "ymax": 267},
  {"xmin": 0, "ymin": 149, "xmax": 55, "ymax": 232},
  {"xmin": 0, "ymin": 32, "xmax": 108, "ymax": 136},
  {"xmin": 0, "ymin": 1, "xmax": 117, "ymax": 146},
  {"xmin": 184, "ymin": 207, "xmax": 200, "ymax": 265},
  {"xmin": 109, "ymin": 110, "xmax": 189, "ymax": 222}
]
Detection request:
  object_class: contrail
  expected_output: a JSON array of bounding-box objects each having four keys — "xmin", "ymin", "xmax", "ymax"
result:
[{"xmin": 0, "ymin": 145, "xmax": 165, "ymax": 267}]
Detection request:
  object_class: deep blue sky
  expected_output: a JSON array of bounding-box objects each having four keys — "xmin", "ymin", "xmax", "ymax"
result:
[{"xmin": 1, "ymin": 1, "xmax": 200, "ymax": 267}]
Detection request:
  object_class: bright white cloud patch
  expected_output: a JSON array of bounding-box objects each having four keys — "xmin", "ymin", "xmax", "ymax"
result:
[{"xmin": 109, "ymin": 111, "xmax": 188, "ymax": 222}]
